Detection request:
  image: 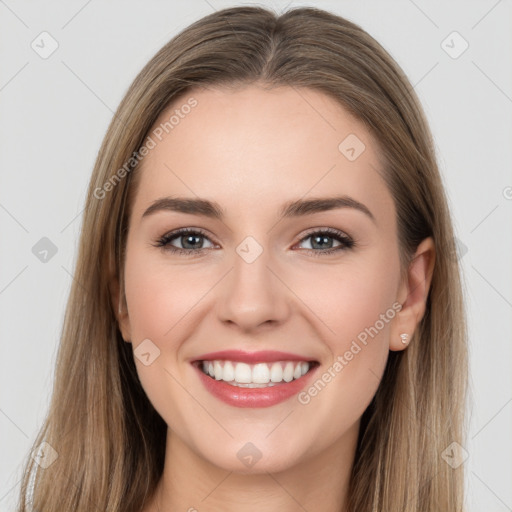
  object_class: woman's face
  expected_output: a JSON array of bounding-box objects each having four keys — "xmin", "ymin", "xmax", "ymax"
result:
[{"xmin": 118, "ymin": 84, "xmax": 414, "ymax": 473}]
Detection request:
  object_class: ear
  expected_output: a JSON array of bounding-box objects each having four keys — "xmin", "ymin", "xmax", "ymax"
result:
[
  {"xmin": 109, "ymin": 273, "xmax": 132, "ymax": 344},
  {"xmin": 390, "ymin": 237, "xmax": 435, "ymax": 351}
]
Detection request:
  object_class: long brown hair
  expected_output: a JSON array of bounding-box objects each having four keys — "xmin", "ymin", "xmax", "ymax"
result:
[{"xmin": 16, "ymin": 6, "xmax": 468, "ymax": 511}]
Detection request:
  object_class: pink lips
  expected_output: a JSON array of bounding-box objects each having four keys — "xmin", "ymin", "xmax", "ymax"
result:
[
  {"xmin": 192, "ymin": 349, "xmax": 316, "ymax": 364},
  {"xmin": 191, "ymin": 349, "xmax": 319, "ymax": 408}
]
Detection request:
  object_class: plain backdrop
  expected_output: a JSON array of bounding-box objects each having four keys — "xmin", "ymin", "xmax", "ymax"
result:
[{"xmin": 1, "ymin": 1, "xmax": 511, "ymax": 510}]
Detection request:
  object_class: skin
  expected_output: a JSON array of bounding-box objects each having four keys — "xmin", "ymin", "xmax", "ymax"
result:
[{"xmin": 112, "ymin": 84, "xmax": 435, "ymax": 512}]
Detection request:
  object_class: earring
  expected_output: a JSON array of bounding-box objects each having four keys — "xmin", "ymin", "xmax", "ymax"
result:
[{"xmin": 400, "ymin": 333, "xmax": 409, "ymax": 345}]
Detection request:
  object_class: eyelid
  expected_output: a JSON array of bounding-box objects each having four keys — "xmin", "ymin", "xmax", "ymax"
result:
[
  {"xmin": 154, "ymin": 227, "xmax": 217, "ymax": 249},
  {"xmin": 297, "ymin": 226, "xmax": 350, "ymax": 239},
  {"xmin": 293, "ymin": 227, "xmax": 354, "ymax": 252}
]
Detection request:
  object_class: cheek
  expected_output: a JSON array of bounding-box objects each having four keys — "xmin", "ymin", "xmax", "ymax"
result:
[
  {"xmin": 122, "ymin": 246, "xmax": 205, "ymax": 429},
  {"xmin": 287, "ymin": 252, "xmax": 399, "ymax": 426},
  {"xmin": 335, "ymin": 269, "xmax": 397, "ymax": 344},
  {"xmin": 122, "ymin": 244, "xmax": 220, "ymax": 404},
  {"xmin": 123, "ymin": 244, "xmax": 206, "ymax": 345},
  {"xmin": 291, "ymin": 249, "xmax": 399, "ymax": 348}
]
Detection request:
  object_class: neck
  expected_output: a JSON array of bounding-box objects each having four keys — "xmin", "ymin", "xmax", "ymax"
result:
[{"xmin": 149, "ymin": 422, "xmax": 359, "ymax": 512}]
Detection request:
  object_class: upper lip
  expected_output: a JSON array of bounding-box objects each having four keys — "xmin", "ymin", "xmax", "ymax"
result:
[{"xmin": 192, "ymin": 350, "xmax": 318, "ymax": 364}]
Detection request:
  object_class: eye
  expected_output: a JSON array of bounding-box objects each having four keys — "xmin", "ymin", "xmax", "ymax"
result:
[
  {"xmin": 154, "ymin": 227, "xmax": 215, "ymax": 255},
  {"xmin": 295, "ymin": 228, "xmax": 355, "ymax": 256},
  {"xmin": 153, "ymin": 226, "xmax": 355, "ymax": 257}
]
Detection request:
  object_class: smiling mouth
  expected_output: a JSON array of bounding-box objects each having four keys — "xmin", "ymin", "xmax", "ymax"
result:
[{"xmin": 193, "ymin": 359, "xmax": 319, "ymax": 388}]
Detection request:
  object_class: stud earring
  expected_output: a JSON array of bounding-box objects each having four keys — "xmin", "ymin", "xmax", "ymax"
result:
[{"xmin": 400, "ymin": 333, "xmax": 409, "ymax": 345}]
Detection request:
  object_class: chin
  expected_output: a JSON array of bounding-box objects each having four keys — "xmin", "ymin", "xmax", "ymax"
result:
[{"xmin": 196, "ymin": 436, "xmax": 308, "ymax": 475}]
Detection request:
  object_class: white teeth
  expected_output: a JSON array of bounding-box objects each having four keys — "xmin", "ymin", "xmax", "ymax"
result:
[
  {"xmin": 234, "ymin": 362, "xmax": 252, "ymax": 383},
  {"xmin": 283, "ymin": 362, "xmax": 294, "ymax": 382},
  {"xmin": 223, "ymin": 361, "xmax": 235, "ymax": 381},
  {"xmin": 270, "ymin": 362, "xmax": 283, "ymax": 382},
  {"xmin": 227, "ymin": 381, "xmax": 279, "ymax": 388},
  {"xmin": 199, "ymin": 360, "xmax": 312, "ymax": 386},
  {"xmin": 252, "ymin": 363, "xmax": 270, "ymax": 384},
  {"xmin": 214, "ymin": 361, "xmax": 223, "ymax": 380}
]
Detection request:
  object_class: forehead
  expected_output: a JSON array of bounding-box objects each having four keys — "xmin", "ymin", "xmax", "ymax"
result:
[{"xmin": 131, "ymin": 85, "xmax": 393, "ymax": 224}]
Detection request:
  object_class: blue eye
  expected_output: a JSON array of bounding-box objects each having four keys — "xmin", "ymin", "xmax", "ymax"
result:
[
  {"xmin": 154, "ymin": 227, "xmax": 214, "ymax": 256},
  {"xmin": 154, "ymin": 227, "xmax": 355, "ymax": 256},
  {"xmin": 296, "ymin": 228, "xmax": 355, "ymax": 256}
]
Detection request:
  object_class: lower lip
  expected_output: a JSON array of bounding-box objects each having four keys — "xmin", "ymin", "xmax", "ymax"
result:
[{"xmin": 193, "ymin": 362, "xmax": 319, "ymax": 408}]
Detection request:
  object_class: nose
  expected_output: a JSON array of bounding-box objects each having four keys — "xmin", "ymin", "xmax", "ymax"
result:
[{"xmin": 216, "ymin": 243, "xmax": 290, "ymax": 332}]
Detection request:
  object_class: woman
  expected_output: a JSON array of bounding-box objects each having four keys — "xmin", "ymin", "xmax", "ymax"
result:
[{"xmin": 17, "ymin": 5, "xmax": 468, "ymax": 511}]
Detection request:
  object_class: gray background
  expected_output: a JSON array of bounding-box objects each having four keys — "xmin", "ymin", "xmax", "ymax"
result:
[{"xmin": 1, "ymin": 0, "xmax": 511, "ymax": 510}]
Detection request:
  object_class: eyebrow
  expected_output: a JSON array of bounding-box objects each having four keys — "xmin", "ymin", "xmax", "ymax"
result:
[{"xmin": 142, "ymin": 195, "xmax": 375, "ymax": 223}]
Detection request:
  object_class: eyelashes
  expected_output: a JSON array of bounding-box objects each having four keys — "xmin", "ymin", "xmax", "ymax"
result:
[
  {"xmin": 154, "ymin": 227, "xmax": 215, "ymax": 256},
  {"xmin": 153, "ymin": 226, "xmax": 355, "ymax": 257}
]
